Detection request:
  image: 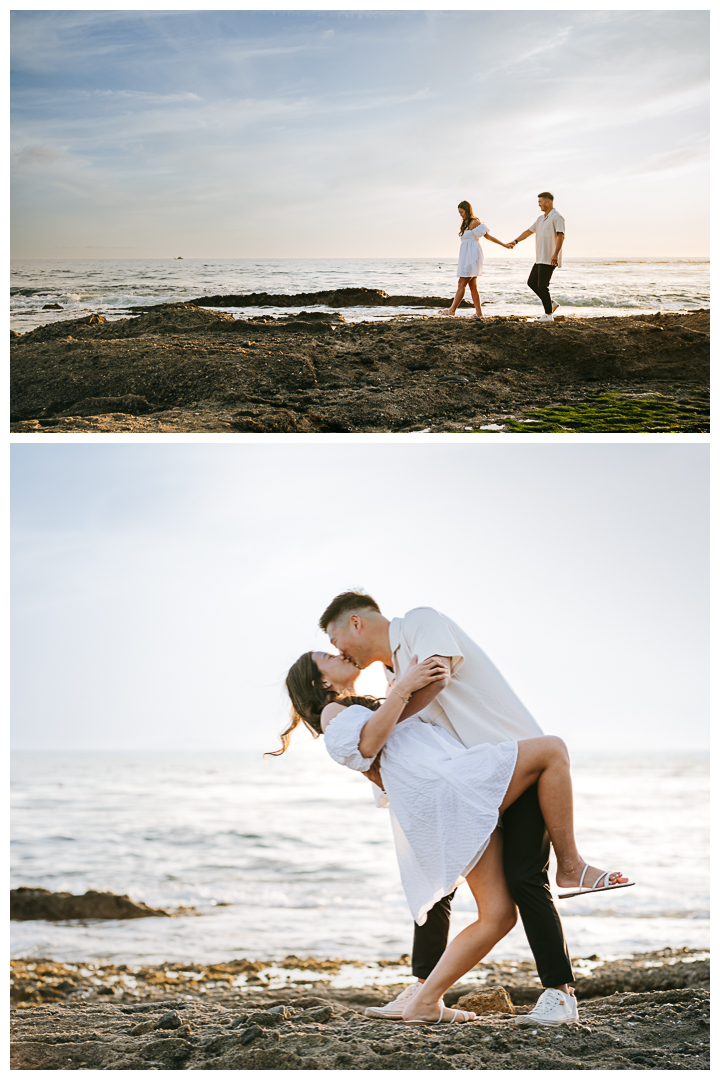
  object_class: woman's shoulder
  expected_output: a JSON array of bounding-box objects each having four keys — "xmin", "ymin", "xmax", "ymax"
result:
[
  {"xmin": 469, "ymin": 217, "xmax": 481, "ymax": 227},
  {"xmin": 320, "ymin": 701, "xmax": 347, "ymax": 733}
]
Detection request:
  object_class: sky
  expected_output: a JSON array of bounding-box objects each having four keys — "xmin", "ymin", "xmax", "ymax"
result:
[
  {"xmin": 10, "ymin": 9, "xmax": 709, "ymax": 259},
  {"xmin": 11, "ymin": 442, "xmax": 708, "ymax": 754}
]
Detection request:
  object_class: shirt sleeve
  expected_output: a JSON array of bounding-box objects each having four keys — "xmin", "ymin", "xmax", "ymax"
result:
[
  {"xmin": 470, "ymin": 223, "xmax": 489, "ymax": 237},
  {"xmin": 401, "ymin": 608, "xmax": 464, "ymax": 675},
  {"xmin": 554, "ymin": 214, "xmax": 566, "ymax": 232},
  {"xmin": 528, "ymin": 214, "xmax": 541, "ymax": 233},
  {"xmin": 324, "ymin": 704, "xmax": 377, "ymax": 772}
]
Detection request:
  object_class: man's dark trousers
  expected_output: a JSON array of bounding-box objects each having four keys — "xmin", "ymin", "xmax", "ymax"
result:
[
  {"xmin": 411, "ymin": 783, "xmax": 574, "ymax": 987},
  {"xmin": 527, "ymin": 263, "xmax": 556, "ymax": 314}
]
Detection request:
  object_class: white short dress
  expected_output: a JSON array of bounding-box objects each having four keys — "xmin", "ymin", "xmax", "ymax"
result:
[
  {"xmin": 324, "ymin": 705, "xmax": 518, "ymax": 925},
  {"xmin": 457, "ymin": 223, "xmax": 489, "ymax": 278}
]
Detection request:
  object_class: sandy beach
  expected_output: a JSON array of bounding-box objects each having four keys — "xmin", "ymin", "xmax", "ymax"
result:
[
  {"xmin": 10, "ymin": 298, "xmax": 709, "ymax": 433},
  {"xmin": 11, "ymin": 948, "xmax": 709, "ymax": 1069}
]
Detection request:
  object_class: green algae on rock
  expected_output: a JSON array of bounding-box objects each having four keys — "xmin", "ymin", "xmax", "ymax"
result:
[{"xmin": 498, "ymin": 390, "xmax": 710, "ymax": 433}]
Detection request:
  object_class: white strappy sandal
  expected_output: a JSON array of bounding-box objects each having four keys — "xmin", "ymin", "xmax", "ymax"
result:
[
  {"xmin": 558, "ymin": 864, "xmax": 635, "ymax": 900},
  {"xmin": 403, "ymin": 1006, "xmax": 476, "ymax": 1025}
]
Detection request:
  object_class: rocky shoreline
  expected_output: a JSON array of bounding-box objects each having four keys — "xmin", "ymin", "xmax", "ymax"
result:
[
  {"xmin": 10, "ymin": 302, "xmax": 709, "ymax": 433},
  {"xmin": 10, "ymin": 948, "xmax": 709, "ymax": 1069}
]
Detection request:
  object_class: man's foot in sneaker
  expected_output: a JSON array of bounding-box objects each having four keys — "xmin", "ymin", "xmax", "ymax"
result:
[
  {"xmin": 515, "ymin": 988, "xmax": 579, "ymax": 1026},
  {"xmin": 529, "ymin": 313, "xmax": 554, "ymax": 322},
  {"xmin": 551, "ymin": 301, "xmax": 559, "ymax": 313},
  {"xmin": 365, "ymin": 981, "xmax": 435, "ymax": 1020}
]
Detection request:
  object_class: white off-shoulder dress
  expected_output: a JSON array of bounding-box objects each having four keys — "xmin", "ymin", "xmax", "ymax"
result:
[
  {"xmin": 457, "ymin": 223, "xmax": 489, "ymax": 277},
  {"xmin": 324, "ymin": 705, "xmax": 517, "ymax": 925}
]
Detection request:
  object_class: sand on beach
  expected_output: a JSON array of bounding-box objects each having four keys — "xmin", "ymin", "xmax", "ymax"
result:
[
  {"xmin": 10, "ymin": 302, "xmax": 709, "ymax": 434},
  {"xmin": 10, "ymin": 948, "xmax": 709, "ymax": 1070}
]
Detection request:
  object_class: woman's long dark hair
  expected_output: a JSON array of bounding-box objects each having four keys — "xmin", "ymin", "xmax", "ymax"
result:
[
  {"xmin": 266, "ymin": 651, "xmax": 381, "ymax": 757},
  {"xmin": 458, "ymin": 200, "xmax": 475, "ymax": 235}
]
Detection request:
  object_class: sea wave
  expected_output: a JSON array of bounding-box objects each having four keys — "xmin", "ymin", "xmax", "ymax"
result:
[{"xmin": 10, "ymin": 257, "xmax": 710, "ymax": 332}]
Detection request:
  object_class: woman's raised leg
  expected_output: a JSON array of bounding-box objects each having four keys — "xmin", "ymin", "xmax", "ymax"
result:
[
  {"xmin": 500, "ymin": 737, "xmax": 629, "ymax": 892},
  {"xmin": 401, "ymin": 830, "xmax": 517, "ymax": 1023}
]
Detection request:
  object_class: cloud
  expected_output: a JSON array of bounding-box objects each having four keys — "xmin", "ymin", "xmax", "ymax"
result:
[
  {"xmin": 10, "ymin": 10, "xmax": 709, "ymax": 258},
  {"xmin": 11, "ymin": 144, "xmax": 67, "ymax": 171}
]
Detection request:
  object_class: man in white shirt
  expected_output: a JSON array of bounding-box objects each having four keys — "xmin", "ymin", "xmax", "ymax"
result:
[
  {"xmin": 320, "ymin": 590, "xmax": 578, "ymax": 1028},
  {"xmin": 510, "ymin": 192, "xmax": 565, "ymax": 323}
]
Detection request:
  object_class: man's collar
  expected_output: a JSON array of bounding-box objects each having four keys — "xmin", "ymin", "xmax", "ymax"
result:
[{"xmin": 388, "ymin": 617, "xmax": 401, "ymax": 661}]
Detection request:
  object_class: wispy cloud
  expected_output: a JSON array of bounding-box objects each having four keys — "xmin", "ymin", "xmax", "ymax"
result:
[{"xmin": 10, "ymin": 10, "xmax": 709, "ymax": 257}]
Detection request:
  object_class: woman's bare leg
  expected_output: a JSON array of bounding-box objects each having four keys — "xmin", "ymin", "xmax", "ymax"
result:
[
  {"xmin": 447, "ymin": 277, "xmax": 471, "ymax": 316},
  {"xmin": 401, "ymin": 830, "xmax": 517, "ymax": 1022},
  {"xmin": 468, "ymin": 278, "xmax": 482, "ymax": 317},
  {"xmin": 500, "ymin": 737, "xmax": 628, "ymax": 891}
]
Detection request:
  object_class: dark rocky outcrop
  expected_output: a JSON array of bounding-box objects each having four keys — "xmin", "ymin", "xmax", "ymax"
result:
[
  {"xmin": 189, "ymin": 286, "xmax": 470, "ymax": 309},
  {"xmin": 11, "ymin": 887, "xmax": 172, "ymax": 921},
  {"xmin": 10, "ymin": 304, "xmax": 709, "ymax": 433}
]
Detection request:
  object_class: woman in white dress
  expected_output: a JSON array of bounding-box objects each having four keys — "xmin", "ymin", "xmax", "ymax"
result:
[
  {"xmin": 276, "ymin": 651, "xmax": 632, "ymax": 1025},
  {"xmin": 442, "ymin": 200, "xmax": 513, "ymax": 318}
]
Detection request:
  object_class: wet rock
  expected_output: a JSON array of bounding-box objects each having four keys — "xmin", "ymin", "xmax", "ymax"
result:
[
  {"xmin": 456, "ymin": 985, "xmax": 515, "ymax": 1014},
  {"xmin": 10, "ymin": 886, "xmax": 172, "ymax": 921},
  {"xmin": 155, "ymin": 1010, "xmax": 182, "ymax": 1029},
  {"xmin": 11, "ymin": 330, "xmax": 22, "ymax": 339},
  {"xmin": 129, "ymin": 1018, "xmax": 156, "ymax": 1035},
  {"xmin": 42, "ymin": 303, "xmax": 64, "ymax": 310},
  {"xmin": 239, "ymin": 1024, "xmax": 264, "ymax": 1045},
  {"xmin": 55, "ymin": 394, "xmax": 159, "ymax": 417},
  {"xmin": 245, "ymin": 1010, "xmax": 287, "ymax": 1028},
  {"xmin": 299, "ymin": 1004, "xmax": 334, "ymax": 1022},
  {"xmin": 190, "ymin": 287, "xmax": 469, "ymax": 309},
  {"xmin": 267, "ymin": 1004, "xmax": 295, "ymax": 1018},
  {"xmin": 140, "ymin": 1037, "xmax": 191, "ymax": 1065}
]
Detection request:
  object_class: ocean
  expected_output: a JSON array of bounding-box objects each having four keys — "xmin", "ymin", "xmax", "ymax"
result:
[
  {"xmin": 10, "ymin": 257, "xmax": 709, "ymax": 333},
  {"xmin": 11, "ymin": 745, "xmax": 709, "ymax": 983}
]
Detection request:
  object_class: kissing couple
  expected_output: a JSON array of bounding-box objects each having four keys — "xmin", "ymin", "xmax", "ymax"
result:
[{"xmin": 276, "ymin": 592, "xmax": 633, "ymax": 1027}]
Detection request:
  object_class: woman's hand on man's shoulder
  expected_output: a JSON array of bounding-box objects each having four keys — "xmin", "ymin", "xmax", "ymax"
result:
[{"xmin": 321, "ymin": 701, "xmax": 346, "ymax": 732}]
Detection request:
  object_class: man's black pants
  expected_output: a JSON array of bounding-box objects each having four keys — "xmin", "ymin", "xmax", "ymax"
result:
[
  {"xmin": 527, "ymin": 262, "xmax": 556, "ymax": 314},
  {"xmin": 411, "ymin": 783, "xmax": 574, "ymax": 988}
]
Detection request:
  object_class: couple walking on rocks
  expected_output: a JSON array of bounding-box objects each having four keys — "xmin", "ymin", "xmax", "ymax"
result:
[
  {"xmin": 277, "ymin": 592, "xmax": 634, "ymax": 1028},
  {"xmin": 443, "ymin": 192, "xmax": 565, "ymax": 320}
]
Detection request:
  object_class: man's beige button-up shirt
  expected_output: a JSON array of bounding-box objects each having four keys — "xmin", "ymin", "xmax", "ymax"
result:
[{"xmin": 387, "ymin": 607, "xmax": 544, "ymax": 749}]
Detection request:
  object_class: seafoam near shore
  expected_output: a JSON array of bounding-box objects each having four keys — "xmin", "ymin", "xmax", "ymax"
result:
[{"xmin": 10, "ymin": 257, "xmax": 710, "ymax": 333}]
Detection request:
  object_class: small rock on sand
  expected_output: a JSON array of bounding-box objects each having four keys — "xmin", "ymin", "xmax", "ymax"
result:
[{"xmin": 456, "ymin": 985, "xmax": 515, "ymax": 1013}]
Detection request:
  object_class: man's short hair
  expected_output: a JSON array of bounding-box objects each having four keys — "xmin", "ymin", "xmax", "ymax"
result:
[
  {"xmin": 319, "ymin": 590, "xmax": 381, "ymax": 632},
  {"xmin": 537, "ymin": 191, "xmax": 554, "ymax": 201}
]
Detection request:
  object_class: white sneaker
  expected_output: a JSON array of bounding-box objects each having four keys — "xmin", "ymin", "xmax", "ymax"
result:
[
  {"xmin": 514, "ymin": 988, "xmax": 579, "ymax": 1026},
  {"xmin": 530, "ymin": 313, "xmax": 554, "ymax": 322},
  {"xmin": 551, "ymin": 301, "xmax": 559, "ymax": 313},
  {"xmin": 365, "ymin": 981, "xmax": 435, "ymax": 1020}
]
